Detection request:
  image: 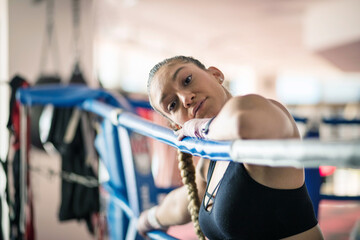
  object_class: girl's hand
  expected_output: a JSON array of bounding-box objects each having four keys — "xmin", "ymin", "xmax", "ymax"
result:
[{"xmin": 174, "ymin": 118, "xmax": 213, "ymax": 140}]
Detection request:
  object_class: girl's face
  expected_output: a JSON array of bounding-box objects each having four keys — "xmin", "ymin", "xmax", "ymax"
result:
[{"xmin": 149, "ymin": 62, "xmax": 231, "ymax": 126}]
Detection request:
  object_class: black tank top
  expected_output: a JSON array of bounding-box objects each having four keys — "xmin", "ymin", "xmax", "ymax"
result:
[{"xmin": 199, "ymin": 161, "xmax": 317, "ymax": 240}]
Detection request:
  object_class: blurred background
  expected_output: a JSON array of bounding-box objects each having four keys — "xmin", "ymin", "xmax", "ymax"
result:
[{"xmin": 1, "ymin": 0, "xmax": 360, "ymax": 239}]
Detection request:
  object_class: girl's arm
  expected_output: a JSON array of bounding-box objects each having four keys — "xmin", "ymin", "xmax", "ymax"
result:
[
  {"xmin": 206, "ymin": 94, "xmax": 297, "ymax": 140},
  {"xmin": 137, "ymin": 158, "xmax": 208, "ymax": 235}
]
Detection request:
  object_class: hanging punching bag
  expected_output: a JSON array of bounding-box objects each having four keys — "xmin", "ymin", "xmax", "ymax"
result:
[
  {"xmin": 31, "ymin": 0, "xmax": 62, "ymax": 150},
  {"xmin": 30, "ymin": 76, "xmax": 61, "ymax": 150}
]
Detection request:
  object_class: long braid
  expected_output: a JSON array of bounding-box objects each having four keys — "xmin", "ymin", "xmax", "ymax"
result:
[
  {"xmin": 147, "ymin": 56, "xmax": 207, "ymax": 238},
  {"xmin": 177, "ymin": 150, "xmax": 205, "ymax": 240}
]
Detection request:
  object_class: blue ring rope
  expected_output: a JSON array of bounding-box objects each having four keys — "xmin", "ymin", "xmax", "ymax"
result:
[
  {"xmin": 17, "ymin": 85, "xmax": 360, "ymax": 167},
  {"xmin": 81, "ymin": 99, "xmax": 232, "ymax": 161}
]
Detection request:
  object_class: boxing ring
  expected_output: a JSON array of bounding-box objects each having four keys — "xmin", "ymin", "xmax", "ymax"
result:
[{"xmin": 17, "ymin": 84, "xmax": 360, "ymax": 240}]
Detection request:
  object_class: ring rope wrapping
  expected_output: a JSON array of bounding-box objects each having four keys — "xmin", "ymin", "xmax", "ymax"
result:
[{"xmin": 147, "ymin": 206, "xmax": 165, "ymax": 230}]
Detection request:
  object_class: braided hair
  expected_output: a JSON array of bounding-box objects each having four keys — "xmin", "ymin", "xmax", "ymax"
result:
[
  {"xmin": 177, "ymin": 150, "xmax": 205, "ymax": 240},
  {"xmin": 148, "ymin": 56, "xmax": 207, "ymax": 239}
]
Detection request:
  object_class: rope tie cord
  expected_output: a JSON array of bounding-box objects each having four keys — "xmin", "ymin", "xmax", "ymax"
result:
[{"xmin": 177, "ymin": 150, "xmax": 205, "ymax": 240}]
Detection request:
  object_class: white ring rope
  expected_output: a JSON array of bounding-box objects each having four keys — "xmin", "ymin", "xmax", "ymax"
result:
[
  {"xmin": 81, "ymin": 100, "xmax": 360, "ymax": 169},
  {"xmin": 231, "ymin": 140, "xmax": 360, "ymax": 168}
]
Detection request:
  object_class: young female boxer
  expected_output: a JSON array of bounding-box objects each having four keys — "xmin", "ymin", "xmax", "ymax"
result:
[{"xmin": 137, "ymin": 56, "xmax": 324, "ymax": 240}]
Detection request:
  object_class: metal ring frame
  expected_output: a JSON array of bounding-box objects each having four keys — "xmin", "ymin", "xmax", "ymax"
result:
[
  {"xmin": 17, "ymin": 85, "xmax": 360, "ymax": 240},
  {"xmin": 80, "ymin": 99, "xmax": 360, "ymax": 169}
]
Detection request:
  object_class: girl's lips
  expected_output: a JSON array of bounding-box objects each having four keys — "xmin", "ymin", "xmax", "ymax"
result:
[{"xmin": 193, "ymin": 98, "xmax": 206, "ymax": 118}]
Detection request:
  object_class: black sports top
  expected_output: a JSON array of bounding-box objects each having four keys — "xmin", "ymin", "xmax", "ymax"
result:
[{"xmin": 199, "ymin": 161, "xmax": 318, "ymax": 240}]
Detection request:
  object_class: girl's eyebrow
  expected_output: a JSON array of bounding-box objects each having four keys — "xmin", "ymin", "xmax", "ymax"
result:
[
  {"xmin": 159, "ymin": 66, "xmax": 185, "ymax": 106},
  {"xmin": 159, "ymin": 93, "xmax": 169, "ymax": 107},
  {"xmin": 172, "ymin": 66, "xmax": 185, "ymax": 81}
]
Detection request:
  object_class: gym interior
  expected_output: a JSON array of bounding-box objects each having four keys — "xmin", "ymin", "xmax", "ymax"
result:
[{"xmin": 0, "ymin": 0, "xmax": 359, "ymax": 239}]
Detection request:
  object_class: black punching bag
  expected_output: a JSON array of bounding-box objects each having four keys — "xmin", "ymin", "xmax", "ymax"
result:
[{"xmin": 30, "ymin": 75, "xmax": 61, "ymax": 150}]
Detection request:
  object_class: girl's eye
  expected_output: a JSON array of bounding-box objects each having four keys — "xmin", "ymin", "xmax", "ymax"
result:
[
  {"xmin": 168, "ymin": 101, "xmax": 177, "ymax": 112},
  {"xmin": 184, "ymin": 75, "xmax": 192, "ymax": 86}
]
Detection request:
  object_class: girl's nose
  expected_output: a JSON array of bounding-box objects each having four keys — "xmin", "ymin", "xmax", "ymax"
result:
[{"xmin": 179, "ymin": 92, "xmax": 195, "ymax": 108}]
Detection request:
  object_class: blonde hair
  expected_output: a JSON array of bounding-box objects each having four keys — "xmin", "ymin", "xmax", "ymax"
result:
[{"xmin": 177, "ymin": 150, "xmax": 205, "ymax": 240}]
